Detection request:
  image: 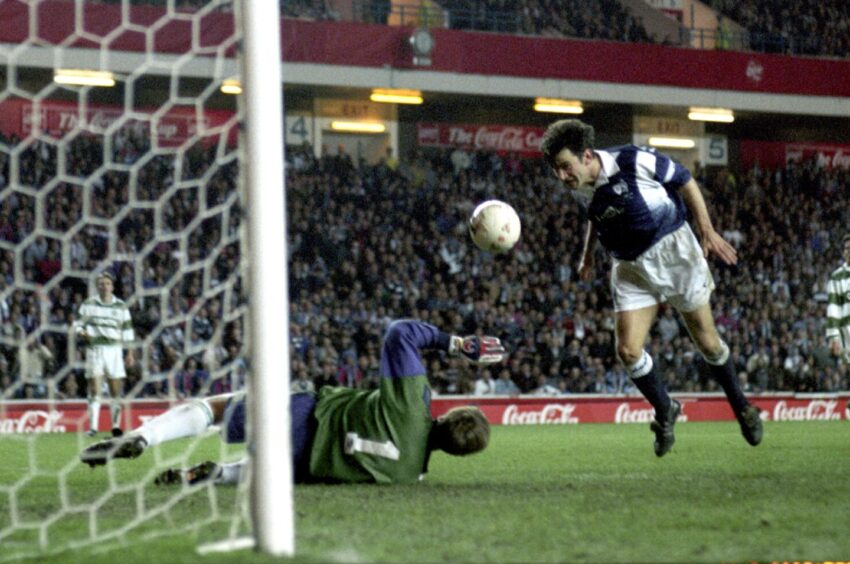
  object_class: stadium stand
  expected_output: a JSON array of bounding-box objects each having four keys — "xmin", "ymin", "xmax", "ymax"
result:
[
  {"xmin": 87, "ymin": 0, "xmax": 850, "ymax": 57},
  {"xmin": 709, "ymin": 0, "xmax": 850, "ymax": 57},
  {"xmin": 3, "ymin": 127, "xmax": 847, "ymax": 400}
]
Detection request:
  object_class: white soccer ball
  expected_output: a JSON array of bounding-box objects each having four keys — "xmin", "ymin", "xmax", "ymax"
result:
[{"xmin": 468, "ymin": 200, "xmax": 521, "ymax": 254}]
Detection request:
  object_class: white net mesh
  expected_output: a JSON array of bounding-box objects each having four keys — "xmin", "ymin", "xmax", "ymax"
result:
[{"xmin": 0, "ymin": 0, "xmax": 255, "ymax": 558}]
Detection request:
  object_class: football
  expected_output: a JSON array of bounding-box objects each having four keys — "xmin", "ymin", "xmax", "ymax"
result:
[{"xmin": 468, "ymin": 200, "xmax": 521, "ymax": 253}]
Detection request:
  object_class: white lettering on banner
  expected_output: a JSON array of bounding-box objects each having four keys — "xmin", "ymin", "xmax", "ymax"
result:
[
  {"xmin": 814, "ymin": 150, "xmax": 850, "ymax": 169},
  {"xmin": 615, "ymin": 403, "xmax": 654, "ymax": 424},
  {"xmin": 615, "ymin": 403, "xmax": 688, "ymax": 424},
  {"xmin": 746, "ymin": 60, "xmax": 764, "ymax": 83},
  {"xmin": 0, "ymin": 410, "xmax": 66, "ymax": 434},
  {"xmin": 418, "ymin": 125, "xmax": 438, "ymax": 144},
  {"xmin": 502, "ymin": 404, "xmax": 579, "ymax": 425},
  {"xmin": 772, "ymin": 400, "xmax": 840, "ymax": 421},
  {"xmin": 448, "ymin": 127, "xmax": 473, "ymax": 145}
]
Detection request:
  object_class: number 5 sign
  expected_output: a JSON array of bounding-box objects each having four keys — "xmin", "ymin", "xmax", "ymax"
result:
[{"xmin": 700, "ymin": 136, "xmax": 728, "ymax": 166}]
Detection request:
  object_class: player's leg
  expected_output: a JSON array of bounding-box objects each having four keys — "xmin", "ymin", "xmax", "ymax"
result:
[
  {"xmin": 155, "ymin": 392, "xmax": 318, "ymax": 486},
  {"xmin": 85, "ymin": 350, "xmax": 103, "ymax": 436},
  {"xmin": 678, "ymin": 304, "xmax": 762, "ymax": 445},
  {"xmin": 104, "ymin": 346, "xmax": 128, "ymax": 436},
  {"xmin": 81, "ymin": 394, "xmax": 232, "ymax": 466},
  {"xmin": 106, "ymin": 376, "xmax": 124, "ymax": 437},
  {"xmin": 612, "ymin": 257, "xmax": 681, "ymax": 456},
  {"xmin": 615, "ymin": 305, "xmax": 677, "ymax": 415}
]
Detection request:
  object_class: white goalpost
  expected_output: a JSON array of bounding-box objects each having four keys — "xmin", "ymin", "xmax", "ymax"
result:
[
  {"xmin": 240, "ymin": 0, "xmax": 294, "ymax": 556},
  {"xmin": 0, "ymin": 0, "xmax": 293, "ymax": 558}
]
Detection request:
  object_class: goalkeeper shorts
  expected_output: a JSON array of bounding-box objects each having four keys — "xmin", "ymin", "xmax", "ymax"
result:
[{"xmin": 222, "ymin": 392, "xmax": 317, "ymax": 483}]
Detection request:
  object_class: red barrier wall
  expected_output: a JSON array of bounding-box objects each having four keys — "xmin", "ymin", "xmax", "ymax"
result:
[
  {"xmin": 1, "ymin": 394, "xmax": 848, "ymax": 433},
  {"xmin": 1, "ymin": 1, "xmax": 849, "ymax": 98}
]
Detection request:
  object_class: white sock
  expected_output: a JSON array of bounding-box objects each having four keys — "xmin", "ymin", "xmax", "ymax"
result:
[
  {"xmin": 215, "ymin": 458, "xmax": 247, "ymax": 485},
  {"xmin": 89, "ymin": 400, "xmax": 101, "ymax": 432},
  {"xmin": 136, "ymin": 400, "xmax": 214, "ymax": 446},
  {"xmin": 110, "ymin": 400, "xmax": 122, "ymax": 428}
]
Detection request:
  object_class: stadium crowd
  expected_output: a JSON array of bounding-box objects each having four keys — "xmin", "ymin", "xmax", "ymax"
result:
[
  {"xmin": 710, "ymin": 0, "xmax": 850, "ymax": 58},
  {"xmin": 435, "ymin": 0, "xmax": 653, "ymax": 44},
  {"xmin": 1, "ymin": 126, "xmax": 849, "ymax": 401}
]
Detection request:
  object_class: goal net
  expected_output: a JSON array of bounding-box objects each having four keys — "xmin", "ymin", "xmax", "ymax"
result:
[{"xmin": 0, "ymin": 0, "xmax": 290, "ymax": 558}]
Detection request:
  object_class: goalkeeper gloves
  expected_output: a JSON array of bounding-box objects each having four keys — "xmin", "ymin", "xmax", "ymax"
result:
[{"xmin": 450, "ymin": 335, "xmax": 508, "ymax": 365}]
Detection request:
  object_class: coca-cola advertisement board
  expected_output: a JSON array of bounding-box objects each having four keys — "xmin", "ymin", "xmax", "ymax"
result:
[
  {"xmin": 416, "ymin": 123, "xmax": 544, "ymax": 155},
  {"xmin": 0, "ymin": 400, "xmax": 174, "ymax": 434},
  {"xmin": 740, "ymin": 139, "xmax": 850, "ymax": 170},
  {"xmin": 431, "ymin": 394, "xmax": 850, "ymax": 425},
  {"xmin": 1, "ymin": 395, "xmax": 848, "ymax": 433}
]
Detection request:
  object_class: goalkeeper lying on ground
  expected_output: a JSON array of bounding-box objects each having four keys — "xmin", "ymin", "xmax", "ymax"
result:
[{"xmin": 81, "ymin": 319, "xmax": 507, "ymax": 485}]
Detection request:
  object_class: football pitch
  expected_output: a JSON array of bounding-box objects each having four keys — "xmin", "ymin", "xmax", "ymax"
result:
[{"xmin": 1, "ymin": 420, "xmax": 848, "ymax": 563}]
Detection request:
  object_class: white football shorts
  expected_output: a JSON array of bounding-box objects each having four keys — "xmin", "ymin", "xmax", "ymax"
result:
[
  {"xmin": 610, "ymin": 223, "xmax": 715, "ymax": 313},
  {"xmin": 85, "ymin": 345, "xmax": 127, "ymax": 379}
]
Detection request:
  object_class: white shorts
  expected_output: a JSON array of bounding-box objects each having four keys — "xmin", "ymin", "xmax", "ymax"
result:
[
  {"xmin": 85, "ymin": 346, "xmax": 127, "ymax": 379},
  {"xmin": 610, "ymin": 223, "xmax": 715, "ymax": 313}
]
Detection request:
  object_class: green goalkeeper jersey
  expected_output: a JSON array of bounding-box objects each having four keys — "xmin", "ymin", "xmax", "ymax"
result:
[{"xmin": 309, "ymin": 374, "xmax": 433, "ymax": 484}]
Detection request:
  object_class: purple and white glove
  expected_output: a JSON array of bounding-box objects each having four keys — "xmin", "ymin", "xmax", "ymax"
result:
[{"xmin": 450, "ymin": 335, "xmax": 508, "ymax": 365}]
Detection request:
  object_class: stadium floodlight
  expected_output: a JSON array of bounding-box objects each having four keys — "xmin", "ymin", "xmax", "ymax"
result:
[
  {"xmin": 220, "ymin": 78, "xmax": 243, "ymax": 95},
  {"xmin": 533, "ymin": 98, "xmax": 583, "ymax": 114},
  {"xmin": 53, "ymin": 69, "xmax": 116, "ymax": 87},
  {"xmin": 330, "ymin": 121, "xmax": 386, "ymax": 133},
  {"xmin": 370, "ymin": 88, "xmax": 423, "ymax": 104},
  {"xmin": 688, "ymin": 107, "xmax": 734, "ymax": 123},
  {"xmin": 648, "ymin": 137, "xmax": 697, "ymax": 149}
]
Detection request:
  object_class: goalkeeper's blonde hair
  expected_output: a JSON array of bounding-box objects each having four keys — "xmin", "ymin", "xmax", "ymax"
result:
[{"xmin": 434, "ymin": 406, "xmax": 490, "ymax": 456}]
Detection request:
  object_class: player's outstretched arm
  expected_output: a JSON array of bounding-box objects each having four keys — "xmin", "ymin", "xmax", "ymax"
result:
[
  {"xmin": 449, "ymin": 335, "xmax": 508, "ymax": 364},
  {"xmin": 679, "ymin": 179, "xmax": 737, "ymax": 266}
]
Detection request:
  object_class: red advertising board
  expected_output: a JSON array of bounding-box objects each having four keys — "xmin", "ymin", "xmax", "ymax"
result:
[
  {"xmin": 1, "ymin": 394, "xmax": 848, "ymax": 434},
  {"xmin": 417, "ymin": 123, "xmax": 544, "ymax": 155},
  {"xmin": 2, "ymin": 2, "xmax": 850, "ymax": 99},
  {"xmin": 0, "ymin": 98, "xmax": 237, "ymax": 147},
  {"xmin": 430, "ymin": 394, "xmax": 850, "ymax": 425},
  {"xmin": 740, "ymin": 139, "xmax": 850, "ymax": 170}
]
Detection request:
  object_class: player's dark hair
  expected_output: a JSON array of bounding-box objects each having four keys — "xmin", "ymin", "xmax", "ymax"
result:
[
  {"xmin": 540, "ymin": 119, "xmax": 595, "ymax": 167},
  {"xmin": 842, "ymin": 233, "xmax": 850, "ymax": 246},
  {"xmin": 432, "ymin": 406, "xmax": 490, "ymax": 456}
]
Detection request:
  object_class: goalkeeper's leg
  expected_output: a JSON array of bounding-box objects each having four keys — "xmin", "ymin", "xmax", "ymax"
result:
[{"xmin": 155, "ymin": 459, "xmax": 246, "ymax": 486}]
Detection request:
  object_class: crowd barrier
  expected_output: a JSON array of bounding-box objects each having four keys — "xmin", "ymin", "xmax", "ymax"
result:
[{"xmin": 1, "ymin": 393, "xmax": 849, "ymax": 433}]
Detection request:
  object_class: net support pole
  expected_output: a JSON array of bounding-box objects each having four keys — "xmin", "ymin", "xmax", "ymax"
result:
[{"xmin": 241, "ymin": 0, "xmax": 293, "ymax": 556}]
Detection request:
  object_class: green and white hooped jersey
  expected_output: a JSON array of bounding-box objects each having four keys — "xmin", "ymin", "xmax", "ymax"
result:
[
  {"xmin": 826, "ymin": 263, "xmax": 850, "ymax": 363},
  {"xmin": 75, "ymin": 296, "xmax": 135, "ymax": 347},
  {"xmin": 309, "ymin": 375, "xmax": 433, "ymax": 484}
]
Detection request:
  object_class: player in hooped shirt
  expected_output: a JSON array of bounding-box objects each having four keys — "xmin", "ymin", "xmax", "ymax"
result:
[
  {"xmin": 81, "ymin": 319, "xmax": 507, "ymax": 485},
  {"xmin": 541, "ymin": 118, "xmax": 762, "ymax": 456}
]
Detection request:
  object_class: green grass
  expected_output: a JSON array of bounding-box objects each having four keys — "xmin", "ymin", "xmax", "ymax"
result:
[{"xmin": 1, "ymin": 421, "xmax": 849, "ymax": 562}]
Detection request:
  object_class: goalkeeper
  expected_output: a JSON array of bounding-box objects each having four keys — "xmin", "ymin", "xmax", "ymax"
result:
[{"xmin": 81, "ymin": 319, "xmax": 507, "ymax": 485}]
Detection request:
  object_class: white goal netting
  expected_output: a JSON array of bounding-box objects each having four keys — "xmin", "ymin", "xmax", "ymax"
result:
[{"xmin": 0, "ymin": 0, "xmax": 260, "ymax": 558}]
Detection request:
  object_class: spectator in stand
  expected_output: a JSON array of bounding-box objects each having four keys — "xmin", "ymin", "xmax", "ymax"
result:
[
  {"xmin": 531, "ymin": 374, "xmax": 560, "ymax": 396},
  {"xmin": 494, "ymin": 368, "xmax": 520, "ymax": 395},
  {"xmin": 291, "ymin": 364, "xmax": 316, "ymax": 394},
  {"xmin": 473, "ymin": 368, "xmax": 497, "ymax": 396},
  {"xmin": 14, "ymin": 329, "xmax": 54, "ymax": 399}
]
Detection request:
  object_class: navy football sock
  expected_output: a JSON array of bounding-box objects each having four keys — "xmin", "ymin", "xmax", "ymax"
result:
[
  {"xmin": 709, "ymin": 360, "xmax": 749, "ymax": 414},
  {"xmin": 626, "ymin": 352, "xmax": 672, "ymax": 419}
]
